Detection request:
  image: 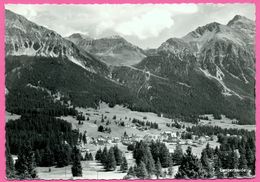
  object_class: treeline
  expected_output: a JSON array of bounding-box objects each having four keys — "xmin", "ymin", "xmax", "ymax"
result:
[
  {"xmin": 126, "ymin": 140, "xmax": 182, "ymax": 179},
  {"xmin": 5, "ymin": 56, "xmax": 142, "ymax": 111},
  {"xmin": 83, "ymin": 151, "xmax": 94, "ymax": 161},
  {"xmin": 183, "ymin": 125, "xmax": 256, "ymax": 177},
  {"xmin": 132, "ymin": 118, "xmax": 159, "ymax": 129},
  {"xmin": 176, "ymin": 139, "xmax": 255, "ymax": 179},
  {"xmin": 6, "ymin": 114, "xmax": 80, "ymax": 177},
  {"xmin": 6, "ymin": 139, "xmax": 83, "ymax": 179},
  {"xmin": 126, "ymin": 136, "xmax": 255, "ymax": 179},
  {"xmin": 6, "ymin": 86, "xmax": 77, "ymax": 117},
  {"xmin": 6, "ymin": 114, "xmax": 79, "ymax": 155},
  {"xmin": 166, "ymin": 121, "xmax": 184, "ymax": 129},
  {"xmin": 186, "ymin": 125, "xmax": 255, "ymax": 137},
  {"xmin": 217, "ymin": 134, "xmax": 255, "ymax": 176},
  {"xmin": 95, "ymin": 145, "xmax": 128, "ymax": 172}
]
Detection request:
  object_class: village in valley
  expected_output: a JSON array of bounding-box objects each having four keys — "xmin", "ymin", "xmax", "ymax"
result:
[
  {"xmin": 23, "ymin": 102, "xmax": 253, "ymax": 180},
  {"xmin": 5, "ymin": 4, "xmax": 256, "ymax": 180}
]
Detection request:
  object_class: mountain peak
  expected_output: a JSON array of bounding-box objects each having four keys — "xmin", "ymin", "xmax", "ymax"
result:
[
  {"xmin": 195, "ymin": 22, "xmax": 221, "ymax": 35},
  {"xmin": 67, "ymin": 33, "xmax": 92, "ymax": 41},
  {"xmin": 227, "ymin": 15, "xmax": 253, "ymax": 26},
  {"xmin": 5, "ymin": 9, "xmax": 18, "ymax": 18},
  {"xmin": 68, "ymin": 33, "xmax": 84, "ymax": 39}
]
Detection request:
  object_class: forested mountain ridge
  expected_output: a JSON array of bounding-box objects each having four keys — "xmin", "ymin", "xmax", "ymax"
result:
[
  {"xmin": 5, "ymin": 10, "xmax": 255, "ymax": 124},
  {"xmin": 5, "ymin": 10, "xmax": 149, "ymax": 113},
  {"xmin": 112, "ymin": 15, "xmax": 255, "ymax": 124}
]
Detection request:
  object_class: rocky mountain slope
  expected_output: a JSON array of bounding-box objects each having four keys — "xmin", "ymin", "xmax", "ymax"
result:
[
  {"xmin": 112, "ymin": 15, "xmax": 255, "ymax": 124},
  {"xmin": 5, "ymin": 10, "xmax": 147, "ymax": 113},
  {"xmin": 67, "ymin": 34, "xmax": 146, "ymax": 66},
  {"xmin": 5, "ymin": 10, "xmax": 255, "ymax": 124},
  {"xmin": 5, "ymin": 10, "xmax": 108, "ymax": 75}
]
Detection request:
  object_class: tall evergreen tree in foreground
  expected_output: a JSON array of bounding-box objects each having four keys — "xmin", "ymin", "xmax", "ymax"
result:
[
  {"xmin": 113, "ymin": 145, "xmax": 123, "ymax": 165},
  {"xmin": 155, "ymin": 158, "xmax": 162, "ymax": 179},
  {"xmin": 127, "ymin": 166, "xmax": 136, "ymax": 177},
  {"xmin": 133, "ymin": 141, "xmax": 155, "ymax": 176},
  {"xmin": 175, "ymin": 146, "xmax": 206, "ymax": 179},
  {"xmin": 120, "ymin": 156, "xmax": 128, "ymax": 172},
  {"xmin": 6, "ymin": 141, "xmax": 16, "ymax": 179},
  {"xmin": 71, "ymin": 147, "xmax": 82, "ymax": 177},
  {"xmin": 15, "ymin": 144, "xmax": 37, "ymax": 179},
  {"xmin": 168, "ymin": 158, "xmax": 174, "ymax": 177},
  {"xmin": 201, "ymin": 150, "xmax": 214, "ymax": 178},
  {"xmin": 101, "ymin": 146, "xmax": 108, "ymax": 164},
  {"xmin": 56, "ymin": 145, "xmax": 71, "ymax": 167},
  {"xmin": 213, "ymin": 147, "xmax": 223, "ymax": 178},
  {"xmin": 227, "ymin": 150, "xmax": 239, "ymax": 178},
  {"xmin": 105, "ymin": 148, "xmax": 117, "ymax": 171},
  {"xmin": 239, "ymin": 153, "xmax": 248, "ymax": 176},
  {"xmin": 172, "ymin": 143, "xmax": 183, "ymax": 165},
  {"xmin": 41, "ymin": 146, "xmax": 55, "ymax": 167},
  {"xmin": 136, "ymin": 161, "xmax": 148, "ymax": 179},
  {"xmin": 95, "ymin": 148, "xmax": 102, "ymax": 161}
]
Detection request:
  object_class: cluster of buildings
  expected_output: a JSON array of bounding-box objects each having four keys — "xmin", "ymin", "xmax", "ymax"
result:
[{"xmin": 79, "ymin": 130, "xmax": 220, "ymax": 152}]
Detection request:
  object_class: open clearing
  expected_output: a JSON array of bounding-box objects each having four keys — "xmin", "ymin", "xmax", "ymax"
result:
[
  {"xmin": 199, "ymin": 114, "xmax": 255, "ymax": 131},
  {"xmin": 59, "ymin": 102, "xmax": 190, "ymax": 138}
]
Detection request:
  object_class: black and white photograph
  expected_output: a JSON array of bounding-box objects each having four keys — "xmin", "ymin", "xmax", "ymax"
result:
[{"xmin": 5, "ymin": 3, "xmax": 256, "ymax": 180}]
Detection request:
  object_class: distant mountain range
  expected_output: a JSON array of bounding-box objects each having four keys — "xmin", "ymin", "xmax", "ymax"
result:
[
  {"xmin": 5, "ymin": 9, "xmax": 255, "ymax": 124},
  {"xmin": 66, "ymin": 34, "xmax": 146, "ymax": 66}
]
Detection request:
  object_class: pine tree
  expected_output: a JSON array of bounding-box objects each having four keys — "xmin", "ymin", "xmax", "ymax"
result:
[
  {"xmin": 168, "ymin": 158, "xmax": 173, "ymax": 177},
  {"xmin": 172, "ymin": 143, "xmax": 183, "ymax": 165},
  {"xmin": 41, "ymin": 146, "xmax": 55, "ymax": 167},
  {"xmin": 105, "ymin": 148, "xmax": 117, "ymax": 171},
  {"xmin": 227, "ymin": 150, "xmax": 239, "ymax": 178},
  {"xmin": 6, "ymin": 142, "xmax": 16, "ymax": 179},
  {"xmin": 175, "ymin": 146, "xmax": 206, "ymax": 179},
  {"xmin": 145, "ymin": 150, "xmax": 155, "ymax": 176},
  {"xmin": 127, "ymin": 166, "xmax": 136, "ymax": 177},
  {"xmin": 239, "ymin": 153, "xmax": 248, "ymax": 177},
  {"xmin": 85, "ymin": 152, "xmax": 89, "ymax": 161},
  {"xmin": 205, "ymin": 143, "xmax": 214, "ymax": 159},
  {"xmin": 159, "ymin": 143, "xmax": 171, "ymax": 167},
  {"xmin": 133, "ymin": 141, "xmax": 155, "ymax": 175},
  {"xmin": 101, "ymin": 146, "xmax": 108, "ymax": 165},
  {"xmin": 213, "ymin": 149, "xmax": 223, "ymax": 178},
  {"xmin": 95, "ymin": 148, "xmax": 102, "ymax": 161},
  {"xmin": 15, "ymin": 144, "xmax": 37, "ymax": 179},
  {"xmin": 136, "ymin": 161, "xmax": 148, "ymax": 179},
  {"xmin": 82, "ymin": 133, "xmax": 87, "ymax": 144},
  {"xmin": 155, "ymin": 158, "xmax": 162, "ymax": 179},
  {"xmin": 35, "ymin": 149, "xmax": 41, "ymax": 166},
  {"xmin": 113, "ymin": 145, "xmax": 123, "ymax": 165},
  {"xmin": 89, "ymin": 153, "xmax": 93, "ymax": 161},
  {"xmin": 120, "ymin": 156, "xmax": 128, "ymax": 172},
  {"xmin": 71, "ymin": 147, "xmax": 82, "ymax": 177},
  {"xmin": 201, "ymin": 150, "xmax": 214, "ymax": 178},
  {"xmin": 56, "ymin": 146, "xmax": 70, "ymax": 167},
  {"xmin": 246, "ymin": 147, "xmax": 255, "ymax": 175}
]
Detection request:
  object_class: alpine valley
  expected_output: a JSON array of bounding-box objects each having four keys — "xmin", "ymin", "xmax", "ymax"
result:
[
  {"xmin": 6, "ymin": 10, "xmax": 255, "ymax": 124},
  {"xmin": 5, "ymin": 8, "xmax": 256, "ymax": 180}
]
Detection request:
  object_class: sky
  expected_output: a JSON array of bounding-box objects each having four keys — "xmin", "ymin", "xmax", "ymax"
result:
[{"xmin": 5, "ymin": 4, "xmax": 255, "ymax": 49}]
